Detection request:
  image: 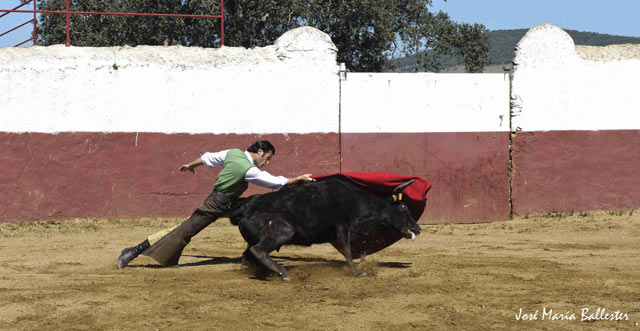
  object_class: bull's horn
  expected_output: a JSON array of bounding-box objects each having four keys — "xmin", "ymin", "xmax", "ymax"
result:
[{"xmin": 391, "ymin": 179, "xmax": 415, "ymax": 196}]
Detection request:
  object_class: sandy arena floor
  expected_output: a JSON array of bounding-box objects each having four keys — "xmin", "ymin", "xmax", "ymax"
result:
[{"xmin": 1, "ymin": 211, "xmax": 639, "ymax": 330}]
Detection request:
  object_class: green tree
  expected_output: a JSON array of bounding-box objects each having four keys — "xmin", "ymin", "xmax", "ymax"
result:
[
  {"xmin": 454, "ymin": 23, "xmax": 490, "ymax": 72},
  {"xmin": 37, "ymin": 0, "xmax": 489, "ymax": 72},
  {"xmin": 37, "ymin": 0, "xmax": 195, "ymax": 47}
]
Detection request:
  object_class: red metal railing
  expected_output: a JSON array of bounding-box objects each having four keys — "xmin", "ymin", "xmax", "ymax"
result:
[
  {"xmin": 0, "ymin": 0, "xmax": 37, "ymax": 46},
  {"xmin": 0, "ymin": 0, "xmax": 224, "ymax": 47}
]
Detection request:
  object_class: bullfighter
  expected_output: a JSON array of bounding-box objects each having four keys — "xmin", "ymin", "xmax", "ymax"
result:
[{"xmin": 116, "ymin": 140, "xmax": 315, "ymax": 268}]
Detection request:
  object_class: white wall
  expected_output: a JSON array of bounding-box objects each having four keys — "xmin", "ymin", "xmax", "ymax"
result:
[
  {"xmin": 0, "ymin": 27, "xmax": 339, "ymax": 134},
  {"xmin": 341, "ymin": 73, "xmax": 510, "ymax": 133},
  {"xmin": 511, "ymin": 24, "xmax": 640, "ymax": 132},
  {"xmin": 5, "ymin": 24, "xmax": 638, "ymax": 136}
]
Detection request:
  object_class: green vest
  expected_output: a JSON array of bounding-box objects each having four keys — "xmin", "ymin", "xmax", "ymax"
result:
[{"xmin": 213, "ymin": 149, "xmax": 255, "ymax": 197}]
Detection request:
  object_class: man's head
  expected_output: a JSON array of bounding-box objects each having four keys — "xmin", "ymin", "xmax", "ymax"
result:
[{"xmin": 247, "ymin": 140, "xmax": 275, "ymax": 168}]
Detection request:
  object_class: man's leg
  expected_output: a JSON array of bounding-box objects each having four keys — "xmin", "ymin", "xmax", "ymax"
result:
[
  {"xmin": 116, "ymin": 224, "xmax": 180, "ymax": 269},
  {"xmin": 148, "ymin": 225, "xmax": 179, "ymax": 246},
  {"xmin": 117, "ymin": 191, "xmax": 231, "ymax": 268},
  {"xmin": 117, "ymin": 239, "xmax": 151, "ymax": 269},
  {"xmin": 141, "ymin": 209, "xmax": 221, "ymax": 266}
]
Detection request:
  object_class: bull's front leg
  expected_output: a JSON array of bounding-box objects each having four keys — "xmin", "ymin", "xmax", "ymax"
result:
[
  {"xmin": 249, "ymin": 219, "xmax": 295, "ymax": 281},
  {"xmin": 249, "ymin": 245, "xmax": 290, "ymax": 280},
  {"xmin": 241, "ymin": 244, "xmax": 259, "ymax": 268},
  {"xmin": 336, "ymin": 224, "xmax": 365, "ymax": 276},
  {"xmin": 359, "ymin": 251, "xmax": 367, "ymax": 264}
]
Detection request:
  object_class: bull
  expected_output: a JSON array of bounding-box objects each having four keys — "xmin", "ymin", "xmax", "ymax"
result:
[{"xmin": 229, "ymin": 177, "xmax": 421, "ymax": 280}]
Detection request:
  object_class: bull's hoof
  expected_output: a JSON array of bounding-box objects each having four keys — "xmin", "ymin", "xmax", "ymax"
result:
[
  {"xmin": 279, "ymin": 270, "xmax": 291, "ymax": 281},
  {"xmin": 355, "ymin": 269, "xmax": 367, "ymax": 277}
]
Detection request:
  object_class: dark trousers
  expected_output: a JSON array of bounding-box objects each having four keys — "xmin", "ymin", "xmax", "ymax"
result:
[{"xmin": 143, "ymin": 190, "xmax": 234, "ymax": 266}]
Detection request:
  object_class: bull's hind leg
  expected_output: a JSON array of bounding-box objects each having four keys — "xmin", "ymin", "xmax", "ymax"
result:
[
  {"xmin": 336, "ymin": 224, "xmax": 365, "ymax": 276},
  {"xmin": 249, "ymin": 219, "xmax": 295, "ymax": 280}
]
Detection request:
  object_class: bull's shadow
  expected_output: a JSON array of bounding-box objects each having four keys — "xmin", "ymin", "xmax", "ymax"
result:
[
  {"xmin": 251, "ymin": 256, "xmax": 414, "ymax": 281},
  {"xmin": 132, "ymin": 254, "xmax": 412, "ymax": 272},
  {"xmin": 273, "ymin": 255, "xmax": 413, "ymax": 269}
]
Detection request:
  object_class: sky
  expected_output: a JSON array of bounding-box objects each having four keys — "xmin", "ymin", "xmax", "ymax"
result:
[
  {"xmin": 1, "ymin": 0, "xmax": 640, "ymax": 47},
  {"xmin": 430, "ymin": 0, "xmax": 640, "ymax": 38},
  {"xmin": 1, "ymin": 0, "xmax": 38, "ymax": 47}
]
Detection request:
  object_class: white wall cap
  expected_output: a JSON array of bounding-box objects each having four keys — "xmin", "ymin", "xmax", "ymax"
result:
[{"xmin": 511, "ymin": 24, "xmax": 640, "ymax": 132}]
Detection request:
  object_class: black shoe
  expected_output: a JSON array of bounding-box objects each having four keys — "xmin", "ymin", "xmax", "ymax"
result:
[
  {"xmin": 117, "ymin": 247, "xmax": 136, "ymax": 269},
  {"xmin": 117, "ymin": 240, "xmax": 150, "ymax": 269}
]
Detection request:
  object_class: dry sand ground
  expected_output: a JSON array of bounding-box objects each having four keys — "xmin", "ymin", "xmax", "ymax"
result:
[{"xmin": 1, "ymin": 211, "xmax": 640, "ymax": 331}]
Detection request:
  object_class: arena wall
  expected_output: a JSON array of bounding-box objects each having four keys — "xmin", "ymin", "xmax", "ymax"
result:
[
  {"xmin": 340, "ymin": 73, "xmax": 510, "ymax": 222},
  {"xmin": 510, "ymin": 24, "xmax": 640, "ymax": 216},
  {"xmin": 0, "ymin": 27, "xmax": 341, "ymax": 221},
  {"xmin": 2, "ymin": 24, "xmax": 640, "ymax": 223}
]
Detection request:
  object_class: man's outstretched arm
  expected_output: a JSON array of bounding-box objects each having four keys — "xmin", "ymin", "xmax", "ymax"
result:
[
  {"xmin": 179, "ymin": 158, "xmax": 204, "ymax": 174},
  {"xmin": 245, "ymin": 169, "xmax": 315, "ymax": 189},
  {"xmin": 180, "ymin": 150, "xmax": 229, "ymax": 174}
]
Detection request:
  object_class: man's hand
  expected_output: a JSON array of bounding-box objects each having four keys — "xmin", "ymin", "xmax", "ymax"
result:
[
  {"xmin": 179, "ymin": 158, "xmax": 204, "ymax": 174},
  {"xmin": 179, "ymin": 164, "xmax": 196, "ymax": 174},
  {"xmin": 296, "ymin": 174, "xmax": 316, "ymax": 183},
  {"xmin": 286, "ymin": 174, "xmax": 315, "ymax": 185}
]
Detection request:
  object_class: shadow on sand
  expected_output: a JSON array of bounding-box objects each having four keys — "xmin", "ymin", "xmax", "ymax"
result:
[{"xmin": 132, "ymin": 254, "xmax": 412, "ymax": 279}]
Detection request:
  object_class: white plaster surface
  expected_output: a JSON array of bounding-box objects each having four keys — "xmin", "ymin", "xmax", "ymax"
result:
[
  {"xmin": 0, "ymin": 27, "xmax": 339, "ymax": 134},
  {"xmin": 511, "ymin": 24, "xmax": 640, "ymax": 132},
  {"xmin": 340, "ymin": 73, "xmax": 510, "ymax": 133},
  {"xmin": 10, "ymin": 23, "xmax": 637, "ymax": 135}
]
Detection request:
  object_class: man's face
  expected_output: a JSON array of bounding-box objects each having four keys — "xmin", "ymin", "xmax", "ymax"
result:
[{"xmin": 255, "ymin": 150, "xmax": 273, "ymax": 168}]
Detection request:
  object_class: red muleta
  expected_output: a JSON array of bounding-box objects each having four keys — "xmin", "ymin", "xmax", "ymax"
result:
[{"xmin": 313, "ymin": 172, "xmax": 432, "ymax": 258}]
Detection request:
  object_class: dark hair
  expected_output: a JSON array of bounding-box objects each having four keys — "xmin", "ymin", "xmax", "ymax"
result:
[{"xmin": 247, "ymin": 140, "xmax": 275, "ymax": 155}]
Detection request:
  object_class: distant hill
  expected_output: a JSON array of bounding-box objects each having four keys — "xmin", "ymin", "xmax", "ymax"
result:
[{"xmin": 392, "ymin": 29, "xmax": 640, "ymax": 73}]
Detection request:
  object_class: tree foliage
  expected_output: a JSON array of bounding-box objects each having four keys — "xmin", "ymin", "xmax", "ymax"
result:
[
  {"xmin": 37, "ymin": 0, "xmax": 489, "ymax": 72},
  {"xmin": 394, "ymin": 28, "xmax": 640, "ymax": 72}
]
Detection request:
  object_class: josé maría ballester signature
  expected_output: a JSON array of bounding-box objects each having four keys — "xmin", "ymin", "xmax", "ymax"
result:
[{"xmin": 515, "ymin": 307, "xmax": 629, "ymax": 322}]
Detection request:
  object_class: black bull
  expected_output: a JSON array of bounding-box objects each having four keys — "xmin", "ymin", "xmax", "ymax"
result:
[{"xmin": 229, "ymin": 178, "xmax": 421, "ymax": 280}]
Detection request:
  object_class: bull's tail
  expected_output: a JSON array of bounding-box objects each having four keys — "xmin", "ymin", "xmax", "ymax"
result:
[{"xmin": 229, "ymin": 194, "xmax": 261, "ymax": 225}]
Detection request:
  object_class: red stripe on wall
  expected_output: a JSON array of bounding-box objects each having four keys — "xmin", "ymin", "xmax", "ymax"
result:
[
  {"xmin": 512, "ymin": 130, "xmax": 640, "ymax": 216},
  {"xmin": 0, "ymin": 132, "xmax": 339, "ymax": 222},
  {"xmin": 20, "ymin": 130, "xmax": 634, "ymax": 223},
  {"xmin": 340, "ymin": 132, "xmax": 510, "ymax": 223}
]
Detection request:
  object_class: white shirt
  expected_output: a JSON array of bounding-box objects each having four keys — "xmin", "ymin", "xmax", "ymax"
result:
[{"xmin": 200, "ymin": 150, "xmax": 288, "ymax": 190}]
